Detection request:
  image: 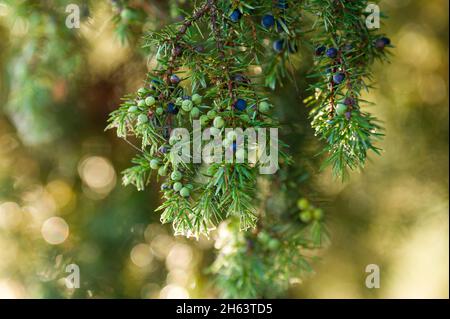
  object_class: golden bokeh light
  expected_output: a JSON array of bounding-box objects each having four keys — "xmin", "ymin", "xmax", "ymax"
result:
[
  {"xmin": 0, "ymin": 202, "xmax": 23, "ymax": 230},
  {"xmin": 130, "ymin": 243, "xmax": 153, "ymax": 268},
  {"xmin": 46, "ymin": 180, "xmax": 74, "ymax": 209},
  {"xmin": 41, "ymin": 217, "xmax": 70, "ymax": 245},
  {"xmin": 78, "ymin": 156, "xmax": 116, "ymax": 198},
  {"xmin": 159, "ymin": 284, "xmax": 189, "ymax": 299}
]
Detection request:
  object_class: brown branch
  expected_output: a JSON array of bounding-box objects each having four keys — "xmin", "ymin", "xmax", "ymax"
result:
[
  {"xmin": 208, "ymin": 0, "xmax": 234, "ymax": 101},
  {"xmin": 164, "ymin": 1, "xmax": 212, "ymax": 83}
]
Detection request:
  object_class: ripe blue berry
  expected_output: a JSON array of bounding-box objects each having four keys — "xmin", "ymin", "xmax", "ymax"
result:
[
  {"xmin": 167, "ymin": 102, "xmax": 179, "ymax": 114},
  {"xmin": 172, "ymin": 46, "xmax": 182, "ymax": 57},
  {"xmin": 375, "ymin": 37, "xmax": 391, "ymax": 49},
  {"xmin": 169, "ymin": 74, "xmax": 180, "ymax": 85},
  {"xmin": 234, "ymin": 99, "xmax": 247, "ymax": 111},
  {"xmin": 315, "ymin": 45, "xmax": 326, "ymax": 56},
  {"xmin": 273, "ymin": 39, "xmax": 285, "ymax": 53},
  {"xmin": 159, "ymin": 145, "xmax": 169, "ymax": 154},
  {"xmin": 333, "ymin": 72, "xmax": 345, "ymax": 84},
  {"xmin": 326, "ymin": 47, "xmax": 338, "ymax": 59},
  {"xmin": 229, "ymin": 9, "xmax": 242, "ymax": 23},
  {"xmin": 261, "ymin": 14, "xmax": 275, "ymax": 28},
  {"xmin": 232, "ymin": 141, "xmax": 237, "ymax": 153},
  {"xmin": 344, "ymin": 97, "xmax": 355, "ymax": 106}
]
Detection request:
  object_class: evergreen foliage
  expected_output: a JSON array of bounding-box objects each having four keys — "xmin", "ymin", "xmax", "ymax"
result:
[{"xmin": 106, "ymin": 0, "xmax": 391, "ymax": 297}]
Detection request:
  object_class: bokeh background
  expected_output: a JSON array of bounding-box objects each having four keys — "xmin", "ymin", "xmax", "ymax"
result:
[{"xmin": 0, "ymin": 0, "xmax": 448, "ymax": 298}]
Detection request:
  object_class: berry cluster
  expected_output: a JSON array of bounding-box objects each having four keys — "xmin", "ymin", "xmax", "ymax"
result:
[
  {"xmin": 126, "ymin": 78, "xmax": 268, "ymax": 198},
  {"xmin": 109, "ymin": 58, "xmax": 278, "ymax": 234},
  {"xmin": 109, "ymin": 0, "xmax": 392, "ymax": 235},
  {"xmin": 297, "ymin": 198, "xmax": 323, "ymax": 224},
  {"xmin": 228, "ymin": 4, "xmax": 298, "ymax": 55},
  {"xmin": 256, "ymin": 231, "xmax": 281, "ymax": 251}
]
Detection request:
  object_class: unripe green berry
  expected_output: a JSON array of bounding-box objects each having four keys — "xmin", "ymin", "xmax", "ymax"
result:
[
  {"xmin": 145, "ymin": 96, "xmax": 156, "ymax": 106},
  {"xmin": 156, "ymin": 107, "xmax": 164, "ymax": 116},
  {"xmin": 150, "ymin": 159, "xmax": 160, "ymax": 170},
  {"xmin": 171, "ymin": 170, "xmax": 182, "ymax": 181},
  {"xmin": 173, "ymin": 182, "xmax": 183, "ymax": 192},
  {"xmin": 267, "ymin": 239, "xmax": 281, "ymax": 250},
  {"xmin": 239, "ymin": 114, "xmax": 250, "ymax": 122},
  {"xmin": 137, "ymin": 114, "xmax": 148, "ymax": 124},
  {"xmin": 200, "ymin": 115, "xmax": 209, "ymax": 126},
  {"xmin": 128, "ymin": 105, "xmax": 138, "ymax": 113},
  {"xmin": 137, "ymin": 87, "xmax": 147, "ymax": 96},
  {"xmin": 181, "ymin": 99, "xmax": 193, "ymax": 112},
  {"xmin": 207, "ymin": 110, "xmax": 217, "ymax": 120},
  {"xmin": 180, "ymin": 187, "xmax": 190, "ymax": 197},
  {"xmin": 175, "ymin": 97, "xmax": 183, "ymax": 106},
  {"xmin": 137, "ymin": 100, "xmax": 146, "ymax": 107},
  {"xmin": 336, "ymin": 103, "xmax": 348, "ymax": 116},
  {"xmin": 213, "ymin": 116, "xmax": 225, "ymax": 129},
  {"xmin": 312, "ymin": 208, "xmax": 324, "ymax": 220},
  {"xmin": 192, "ymin": 94, "xmax": 202, "ymax": 105},
  {"xmin": 259, "ymin": 101, "xmax": 271, "ymax": 113},
  {"xmin": 297, "ymin": 198, "xmax": 309, "ymax": 210},
  {"xmin": 190, "ymin": 107, "xmax": 200, "ymax": 118},
  {"xmin": 300, "ymin": 211, "xmax": 312, "ymax": 223},
  {"xmin": 257, "ymin": 231, "xmax": 271, "ymax": 244},
  {"xmin": 158, "ymin": 166, "xmax": 167, "ymax": 176}
]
